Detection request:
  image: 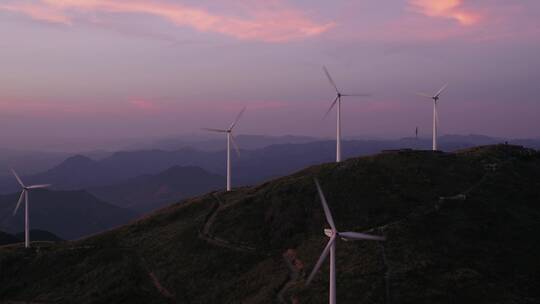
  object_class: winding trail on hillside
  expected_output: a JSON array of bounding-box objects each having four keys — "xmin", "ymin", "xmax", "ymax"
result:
[
  {"xmin": 198, "ymin": 192, "xmax": 256, "ymax": 252},
  {"xmin": 367, "ymin": 165, "xmax": 500, "ymax": 304},
  {"xmin": 277, "ymin": 250, "xmax": 304, "ymax": 304},
  {"xmin": 139, "ymin": 255, "xmax": 176, "ymax": 302}
]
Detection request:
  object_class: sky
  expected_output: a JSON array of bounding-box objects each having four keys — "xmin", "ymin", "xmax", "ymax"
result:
[{"xmin": 0, "ymin": 0, "xmax": 539, "ymax": 150}]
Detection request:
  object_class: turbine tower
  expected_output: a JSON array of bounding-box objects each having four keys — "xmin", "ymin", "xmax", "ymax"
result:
[
  {"xmin": 11, "ymin": 169, "xmax": 51, "ymax": 248},
  {"xmin": 323, "ymin": 67, "xmax": 370, "ymax": 163},
  {"xmin": 306, "ymin": 179, "xmax": 385, "ymax": 304},
  {"xmin": 203, "ymin": 107, "xmax": 245, "ymax": 192},
  {"xmin": 417, "ymin": 84, "xmax": 448, "ymax": 151}
]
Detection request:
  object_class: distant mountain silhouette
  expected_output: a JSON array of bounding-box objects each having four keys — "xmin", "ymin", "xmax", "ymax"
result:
[
  {"xmin": 89, "ymin": 166, "xmax": 223, "ymax": 212},
  {"xmin": 0, "ymin": 190, "xmax": 137, "ymax": 240},
  {"xmin": 1, "ymin": 135, "xmax": 537, "ymax": 195},
  {"xmin": 0, "ymin": 149, "xmax": 71, "ymax": 178},
  {"xmin": 135, "ymin": 134, "xmax": 320, "ymax": 151}
]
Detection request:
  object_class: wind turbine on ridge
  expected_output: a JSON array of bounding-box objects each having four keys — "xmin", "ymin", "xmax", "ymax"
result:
[
  {"xmin": 202, "ymin": 107, "xmax": 246, "ymax": 192},
  {"xmin": 11, "ymin": 169, "xmax": 51, "ymax": 248},
  {"xmin": 417, "ymin": 84, "xmax": 448, "ymax": 151},
  {"xmin": 306, "ymin": 179, "xmax": 385, "ymax": 304},
  {"xmin": 323, "ymin": 66, "xmax": 370, "ymax": 163}
]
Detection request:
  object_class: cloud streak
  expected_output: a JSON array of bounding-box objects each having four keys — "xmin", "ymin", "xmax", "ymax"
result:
[
  {"xmin": 0, "ymin": 0, "xmax": 334, "ymax": 42},
  {"xmin": 409, "ymin": 0, "xmax": 480, "ymax": 26}
]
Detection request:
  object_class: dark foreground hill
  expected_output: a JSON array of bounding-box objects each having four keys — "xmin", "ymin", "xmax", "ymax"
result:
[
  {"xmin": 0, "ymin": 190, "xmax": 137, "ymax": 240},
  {"xmin": 0, "ymin": 145, "xmax": 539, "ymax": 304},
  {"xmin": 89, "ymin": 166, "xmax": 223, "ymax": 212},
  {"xmin": 0, "ymin": 231, "xmax": 18, "ymax": 246}
]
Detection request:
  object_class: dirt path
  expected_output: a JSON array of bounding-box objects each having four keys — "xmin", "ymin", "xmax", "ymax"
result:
[
  {"xmin": 277, "ymin": 249, "xmax": 304, "ymax": 304},
  {"xmin": 198, "ymin": 192, "xmax": 256, "ymax": 252},
  {"xmin": 137, "ymin": 254, "xmax": 176, "ymax": 302}
]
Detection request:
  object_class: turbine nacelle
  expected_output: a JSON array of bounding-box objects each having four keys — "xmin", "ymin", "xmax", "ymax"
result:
[
  {"xmin": 202, "ymin": 107, "xmax": 246, "ymax": 191},
  {"xmin": 306, "ymin": 179, "xmax": 385, "ymax": 288},
  {"xmin": 10, "ymin": 169, "xmax": 51, "ymax": 249},
  {"xmin": 324, "ymin": 228, "xmax": 334, "ymax": 237},
  {"xmin": 417, "ymin": 83, "xmax": 448, "ymax": 102},
  {"xmin": 323, "ymin": 66, "xmax": 371, "ymax": 118},
  {"xmin": 11, "ymin": 169, "xmax": 51, "ymax": 216}
]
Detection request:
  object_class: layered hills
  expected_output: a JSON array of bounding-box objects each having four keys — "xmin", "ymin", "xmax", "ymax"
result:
[
  {"xmin": 0, "ymin": 190, "xmax": 137, "ymax": 240},
  {"xmin": 89, "ymin": 166, "xmax": 223, "ymax": 212},
  {"xmin": 3, "ymin": 134, "xmax": 536, "ymax": 195},
  {"xmin": 0, "ymin": 145, "xmax": 538, "ymax": 303}
]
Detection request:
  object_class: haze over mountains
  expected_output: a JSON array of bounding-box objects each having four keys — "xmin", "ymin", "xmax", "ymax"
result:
[
  {"xmin": 0, "ymin": 190, "xmax": 136, "ymax": 240},
  {"xmin": 90, "ymin": 166, "xmax": 223, "ymax": 212},
  {"xmin": 2, "ymin": 134, "xmax": 538, "ymax": 195}
]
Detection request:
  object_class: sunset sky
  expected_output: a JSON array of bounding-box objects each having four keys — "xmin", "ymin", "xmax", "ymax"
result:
[{"xmin": 1, "ymin": 0, "xmax": 539, "ymax": 149}]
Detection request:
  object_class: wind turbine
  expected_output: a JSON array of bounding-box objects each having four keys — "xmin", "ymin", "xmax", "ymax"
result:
[
  {"xmin": 306, "ymin": 179, "xmax": 385, "ymax": 304},
  {"xmin": 11, "ymin": 169, "xmax": 51, "ymax": 248},
  {"xmin": 417, "ymin": 84, "xmax": 448, "ymax": 151},
  {"xmin": 203, "ymin": 107, "xmax": 245, "ymax": 192},
  {"xmin": 323, "ymin": 66, "xmax": 370, "ymax": 163}
]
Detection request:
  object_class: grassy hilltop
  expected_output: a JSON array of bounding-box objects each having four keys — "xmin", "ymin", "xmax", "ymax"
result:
[{"xmin": 0, "ymin": 144, "xmax": 539, "ymax": 304}]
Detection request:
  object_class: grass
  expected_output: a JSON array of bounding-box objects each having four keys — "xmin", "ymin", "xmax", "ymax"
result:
[{"xmin": 0, "ymin": 144, "xmax": 539, "ymax": 304}]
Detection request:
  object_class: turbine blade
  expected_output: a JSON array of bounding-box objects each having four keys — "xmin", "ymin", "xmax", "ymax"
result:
[
  {"xmin": 323, "ymin": 66, "xmax": 339, "ymax": 94},
  {"xmin": 27, "ymin": 184, "xmax": 51, "ymax": 189},
  {"xmin": 434, "ymin": 83, "xmax": 448, "ymax": 98},
  {"xmin": 339, "ymin": 231, "xmax": 385, "ymax": 241},
  {"xmin": 11, "ymin": 169, "xmax": 25, "ymax": 188},
  {"xmin": 201, "ymin": 128, "xmax": 228, "ymax": 133},
  {"xmin": 229, "ymin": 106, "xmax": 246, "ymax": 130},
  {"xmin": 416, "ymin": 92, "xmax": 433, "ymax": 99},
  {"xmin": 324, "ymin": 96, "xmax": 339, "ymax": 119},
  {"xmin": 13, "ymin": 191, "xmax": 25, "ymax": 216},
  {"xmin": 314, "ymin": 179, "xmax": 336, "ymax": 231},
  {"xmin": 306, "ymin": 235, "xmax": 336, "ymax": 286},
  {"xmin": 230, "ymin": 134, "xmax": 241, "ymax": 156}
]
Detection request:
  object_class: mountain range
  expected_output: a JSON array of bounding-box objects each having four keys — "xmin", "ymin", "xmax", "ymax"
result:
[
  {"xmin": 0, "ymin": 144, "xmax": 538, "ymax": 303},
  {"xmin": 89, "ymin": 166, "xmax": 224, "ymax": 212},
  {"xmin": 0, "ymin": 190, "xmax": 137, "ymax": 240},
  {"xmin": 2, "ymin": 134, "xmax": 537, "ymax": 196}
]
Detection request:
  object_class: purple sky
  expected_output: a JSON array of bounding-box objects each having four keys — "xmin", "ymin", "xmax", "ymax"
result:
[{"xmin": 1, "ymin": 0, "xmax": 539, "ymax": 150}]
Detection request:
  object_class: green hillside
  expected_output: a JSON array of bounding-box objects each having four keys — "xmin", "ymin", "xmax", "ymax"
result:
[{"xmin": 0, "ymin": 145, "xmax": 539, "ymax": 304}]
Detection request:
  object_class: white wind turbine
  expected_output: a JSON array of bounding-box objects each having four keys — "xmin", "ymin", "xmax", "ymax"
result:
[
  {"xmin": 203, "ymin": 107, "xmax": 246, "ymax": 192},
  {"xmin": 323, "ymin": 66, "xmax": 370, "ymax": 163},
  {"xmin": 417, "ymin": 84, "xmax": 448, "ymax": 151},
  {"xmin": 306, "ymin": 179, "xmax": 385, "ymax": 304},
  {"xmin": 11, "ymin": 169, "xmax": 51, "ymax": 248}
]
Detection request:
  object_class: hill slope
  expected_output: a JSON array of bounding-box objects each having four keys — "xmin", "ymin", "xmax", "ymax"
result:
[
  {"xmin": 89, "ymin": 166, "xmax": 224, "ymax": 212},
  {"xmin": 0, "ymin": 231, "xmax": 18, "ymax": 246},
  {"xmin": 0, "ymin": 145, "xmax": 538, "ymax": 303}
]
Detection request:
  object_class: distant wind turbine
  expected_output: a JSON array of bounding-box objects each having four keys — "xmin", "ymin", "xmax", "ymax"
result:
[
  {"xmin": 307, "ymin": 179, "xmax": 385, "ymax": 304},
  {"xmin": 323, "ymin": 66, "xmax": 370, "ymax": 162},
  {"xmin": 417, "ymin": 84, "xmax": 448, "ymax": 151},
  {"xmin": 202, "ymin": 107, "xmax": 246, "ymax": 192},
  {"xmin": 11, "ymin": 169, "xmax": 51, "ymax": 248}
]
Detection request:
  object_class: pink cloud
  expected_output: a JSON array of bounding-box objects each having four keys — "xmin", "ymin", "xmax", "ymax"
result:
[
  {"xmin": 408, "ymin": 0, "xmax": 481, "ymax": 26},
  {"xmin": 0, "ymin": 2, "xmax": 71, "ymax": 24},
  {"xmin": 129, "ymin": 99, "xmax": 161, "ymax": 112},
  {"xmin": 0, "ymin": 0, "xmax": 334, "ymax": 42}
]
